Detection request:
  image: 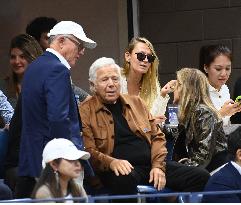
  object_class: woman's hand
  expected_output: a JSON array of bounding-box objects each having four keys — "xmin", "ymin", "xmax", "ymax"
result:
[
  {"xmin": 160, "ymin": 80, "xmax": 177, "ymax": 98},
  {"xmin": 154, "ymin": 115, "xmax": 167, "ymax": 125},
  {"xmin": 219, "ymin": 99, "xmax": 241, "ymax": 117}
]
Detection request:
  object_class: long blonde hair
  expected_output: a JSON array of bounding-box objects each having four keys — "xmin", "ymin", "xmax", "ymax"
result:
[
  {"xmin": 177, "ymin": 68, "xmax": 220, "ymax": 124},
  {"xmin": 122, "ymin": 37, "xmax": 160, "ymax": 111}
]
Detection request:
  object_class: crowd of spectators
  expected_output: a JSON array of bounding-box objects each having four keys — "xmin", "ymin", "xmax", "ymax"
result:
[{"xmin": 0, "ymin": 16, "xmax": 241, "ymax": 203}]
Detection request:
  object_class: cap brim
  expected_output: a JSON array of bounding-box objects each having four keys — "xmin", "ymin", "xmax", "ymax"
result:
[
  {"xmin": 47, "ymin": 32, "xmax": 97, "ymax": 49},
  {"xmin": 64, "ymin": 150, "xmax": 91, "ymax": 161},
  {"xmin": 80, "ymin": 37, "xmax": 97, "ymax": 49},
  {"xmin": 42, "ymin": 150, "xmax": 90, "ymax": 168}
]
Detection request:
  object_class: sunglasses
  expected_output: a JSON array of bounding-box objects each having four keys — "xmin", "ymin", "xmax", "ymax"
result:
[
  {"xmin": 135, "ymin": 52, "xmax": 156, "ymax": 63},
  {"xmin": 65, "ymin": 36, "xmax": 84, "ymax": 52}
]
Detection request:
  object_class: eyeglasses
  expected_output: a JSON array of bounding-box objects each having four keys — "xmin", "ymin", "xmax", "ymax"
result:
[
  {"xmin": 65, "ymin": 36, "xmax": 84, "ymax": 52},
  {"xmin": 135, "ymin": 52, "xmax": 155, "ymax": 63}
]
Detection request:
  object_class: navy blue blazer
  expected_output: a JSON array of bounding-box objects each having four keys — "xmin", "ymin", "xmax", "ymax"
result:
[
  {"xmin": 19, "ymin": 51, "xmax": 90, "ymax": 177},
  {"xmin": 203, "ymin": 162, "xmax": 241, "ymax": 203}
]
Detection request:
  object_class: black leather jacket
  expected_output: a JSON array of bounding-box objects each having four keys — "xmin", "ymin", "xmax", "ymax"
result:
[{"xmin": 180, "ymin": 104, "xmax": 227, "ymax": 168}]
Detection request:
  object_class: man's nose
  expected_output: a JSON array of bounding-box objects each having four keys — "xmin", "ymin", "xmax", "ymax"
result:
[{"xmin": 107, "ymin": 78, "xmax": 115, "ymax": 86}]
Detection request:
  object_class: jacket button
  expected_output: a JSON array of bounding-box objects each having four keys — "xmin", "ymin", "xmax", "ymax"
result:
[
  {"xmin": 111, "ymin": 135, "xmax": 114, "ymax": 139},
  {"xmin": 110, "ymin": 120, "xmax": 113, "ymax": 124}
]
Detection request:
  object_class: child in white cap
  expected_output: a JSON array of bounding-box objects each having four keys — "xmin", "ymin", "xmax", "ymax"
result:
[{"xmin": 31, "ymin": 138, "xmax": 90, "ymax": 202}]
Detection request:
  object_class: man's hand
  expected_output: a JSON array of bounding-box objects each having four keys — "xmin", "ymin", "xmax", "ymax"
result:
[
  {"xmin": 149, "ymin": 168, "xmax": 166, "ymax": 190},
  {"xmin": 110, "ymin": 159, "xmax": 134, "ymax": 176}
]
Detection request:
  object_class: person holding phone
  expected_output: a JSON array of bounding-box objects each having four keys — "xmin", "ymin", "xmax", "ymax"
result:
[
  {"xmin": 199, "ymin": 44, "xmax": 241, "ymax": 126},
  {"xmin": 231, "ymin": 76, "xmax": 241, "ymax": 124}
]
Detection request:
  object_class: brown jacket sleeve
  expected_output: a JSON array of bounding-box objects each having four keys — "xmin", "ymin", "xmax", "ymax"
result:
[
  {"xmin": 144, "ymin": 99, "xmax": 167, "ymax": 172},
  {"xmin": 149, "ymin": 114, "xmax": 167, "ymax": 172}
]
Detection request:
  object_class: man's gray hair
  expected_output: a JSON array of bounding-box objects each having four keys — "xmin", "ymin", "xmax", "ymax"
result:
[
  {"xmin": 48, "ymin": 34, "xmax": 77, "ymax": 44},
  {"xmin": 89, "ymin": 57, "xmax": 121, "ymax": 82}
]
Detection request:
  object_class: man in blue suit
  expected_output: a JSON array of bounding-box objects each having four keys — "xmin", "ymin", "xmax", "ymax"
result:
[
  {"xmin": 16, "ymin": 21, "xmax": 97, "ymax": 198},
  {"xmin": 203, "ymin": 125, "xmax": 241, "ymax": 202}
]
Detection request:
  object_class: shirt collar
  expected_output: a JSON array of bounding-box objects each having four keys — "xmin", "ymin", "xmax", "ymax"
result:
[
  {"xmin": 209, "ymin": 84, "xmax": 224, "ymax": 93},
  {"xmin": 231, "ymin": 161, "xmax": 241, "ymax": 176},
  {"xmin": 46, "ymin": 48, "xmax": 71, "ymax": 70}
]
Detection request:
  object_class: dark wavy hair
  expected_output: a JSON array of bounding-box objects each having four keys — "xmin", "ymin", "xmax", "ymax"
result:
[{"xmin": 26, "ymin": 16, "xmax": 57, "ymax": 42}]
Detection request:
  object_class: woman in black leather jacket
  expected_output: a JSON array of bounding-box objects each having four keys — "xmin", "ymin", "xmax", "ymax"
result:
[{"xmin": 173, "ymin": 68, "xmax": 228, "ymax": 172}]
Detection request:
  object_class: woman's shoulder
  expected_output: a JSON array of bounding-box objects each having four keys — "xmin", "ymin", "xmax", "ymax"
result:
[
  {"xmin": 195, "ymin": 104, "xmax": 213, "ymax": 113},
  {"xmin": 119, "ymin": 74, "xmax": 128, "ymax": 93},
  {"xmin": 35, "ymin": 184, "xmax": 52, "ymax": 199},
  {"xmin": 193, "ymin": 104, "xmax": 222, "ymax": 126}
]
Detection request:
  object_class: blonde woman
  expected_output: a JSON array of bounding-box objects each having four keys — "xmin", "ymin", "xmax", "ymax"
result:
[
  {"xmin": 174, "ymin": 68, "xmax": 228, "ymax": 172},
  {"xmin": 121, "ymin": 37, "xmax": 176, "ymax": 122}
]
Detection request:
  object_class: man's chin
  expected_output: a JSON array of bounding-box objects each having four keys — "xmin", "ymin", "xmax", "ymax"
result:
[{"xmin": 104, "ymin": 96, "xmax": 118, "ymax": 104}]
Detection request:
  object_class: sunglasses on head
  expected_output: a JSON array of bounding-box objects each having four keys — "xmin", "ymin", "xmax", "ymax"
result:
[{"xmin": 135, "ymin": 52, "xmax": 156, "ymax": 63}]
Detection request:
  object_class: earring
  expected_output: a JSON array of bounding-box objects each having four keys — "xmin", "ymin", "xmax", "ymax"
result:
[{"xmin": 54, "ymin": 170, "xmax": 60, "ymax": 189}]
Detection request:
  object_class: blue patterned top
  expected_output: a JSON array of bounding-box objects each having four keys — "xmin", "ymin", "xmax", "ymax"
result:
[{"xmin": 0, "ymin": 90, "xmax": 14, "ymax": 124}]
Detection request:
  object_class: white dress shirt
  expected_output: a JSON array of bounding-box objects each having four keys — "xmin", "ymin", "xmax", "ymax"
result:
[
  {"xmin": 209, "ymin": 84, "xmax": 230, "ymax": 126},
  {"xmin": 46, "ymin": 48, "xmax": 71, "ymax": 70}
]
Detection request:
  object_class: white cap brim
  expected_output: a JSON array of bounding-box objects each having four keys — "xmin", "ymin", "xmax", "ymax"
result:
[
  {"xmin": 42, "ymin": 150, "xmax": 90, "ymax": 168},
  {"xmin": 47, "ymin": 32, "xmax": 96, "ymax": 49}
]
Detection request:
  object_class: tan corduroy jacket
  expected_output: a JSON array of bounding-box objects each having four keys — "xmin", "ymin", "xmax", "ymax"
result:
[{"xmin": 79, "ymin": 94, "xmax": 167, "ymax": 173}]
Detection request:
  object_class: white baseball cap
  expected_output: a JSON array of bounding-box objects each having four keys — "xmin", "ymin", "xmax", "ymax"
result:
[
  {"xmin": 47, "ymin": 21, "xmax": 97, "ymax": 49},
  {"xmin": 42, "ymin": 138, "xmax": 90, "ymax": 168}
]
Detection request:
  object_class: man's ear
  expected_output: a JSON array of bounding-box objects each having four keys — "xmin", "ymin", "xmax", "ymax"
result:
[
  {"xmin": 56, "ymin": 36, "xmax": 66, "ymax": 48},
  {"xmin": 89, "ymin": 80, "xmax": 96, "ymax": 93},
  {"xmin": 236, "ymin": 149, "xmax": 241, "ymax": 162}
]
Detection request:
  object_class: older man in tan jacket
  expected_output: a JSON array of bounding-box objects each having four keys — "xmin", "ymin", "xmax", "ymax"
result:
[
  {"xmin": 80, "ymin": 57, "xmax": 209, "ymax": 196},
  {"xmin": 80, "ymin": 57, "xmax": 166, "ymax": 195}
]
